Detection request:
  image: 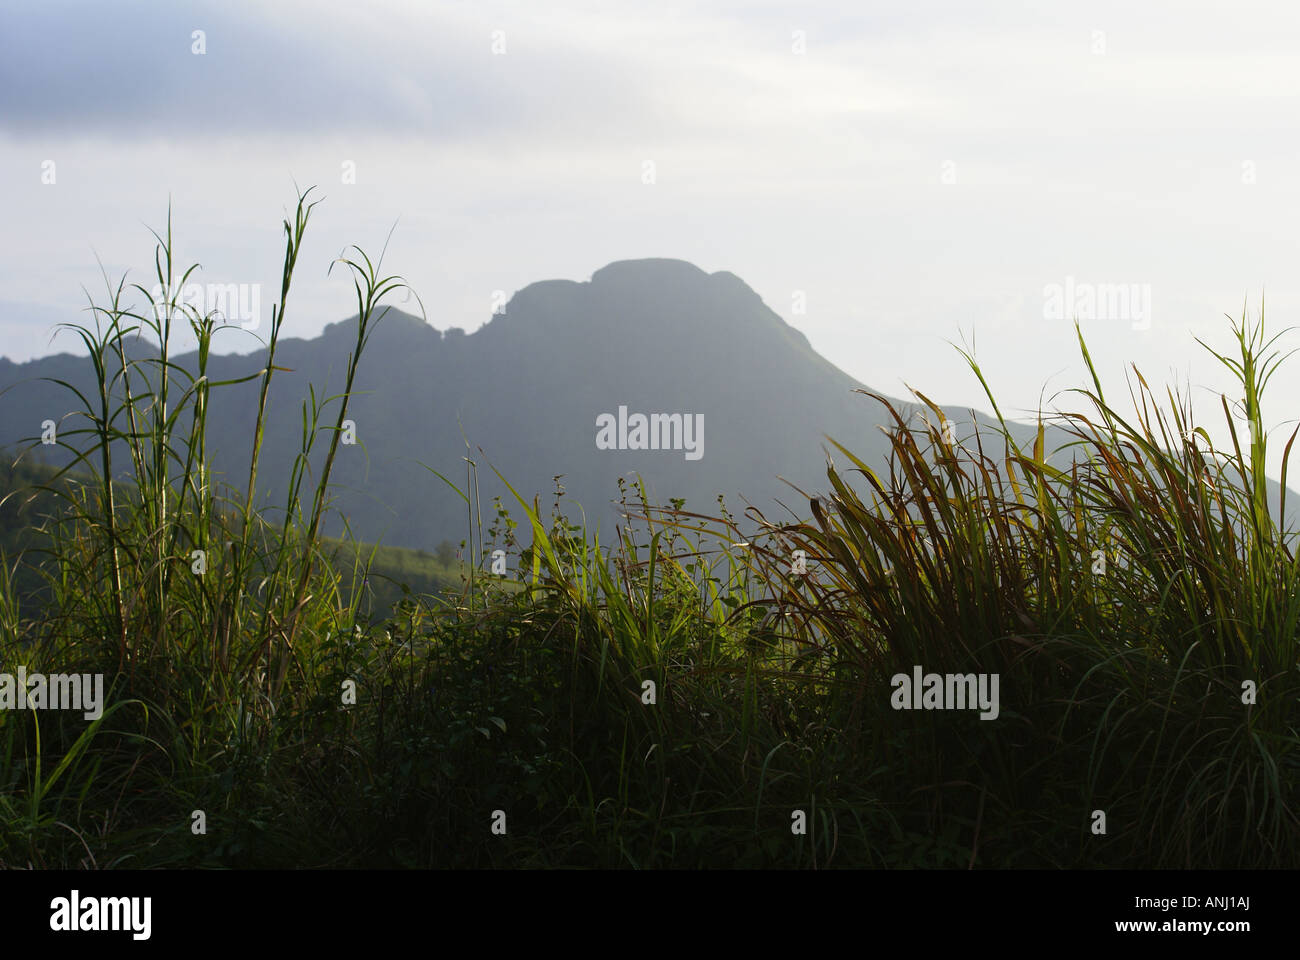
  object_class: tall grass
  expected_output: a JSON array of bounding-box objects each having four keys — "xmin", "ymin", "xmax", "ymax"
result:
[
  {"xmin": 0, "ymin": 190, "xmax": 418, "ymax": 865},
  {"xmin": 728, "ymin": 313, "xmax": 1300, "ymax": 865},
  {"xmin": 0, "ymin": 193, "xmax": 1294, "ymax": 866}
]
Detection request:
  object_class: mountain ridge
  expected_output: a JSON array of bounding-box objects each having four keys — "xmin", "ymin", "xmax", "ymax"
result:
[{"xmin": 0, "ymin": 258, "xmax": 1109, "ymax": 551}]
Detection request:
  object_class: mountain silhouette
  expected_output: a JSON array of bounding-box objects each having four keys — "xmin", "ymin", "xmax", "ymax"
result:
[{"xmin": 0, "ymin": 259, "xmax": 1104, "ymax": 550}]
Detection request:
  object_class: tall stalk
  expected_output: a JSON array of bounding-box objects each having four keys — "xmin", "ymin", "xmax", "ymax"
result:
[{"xmin": 279, "ymin": 238, "xmax": 412, "ymax": 659}]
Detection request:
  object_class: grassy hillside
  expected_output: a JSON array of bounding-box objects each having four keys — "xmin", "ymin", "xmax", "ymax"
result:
[
  {"xmin": 320, "ymin": 536, "xmax": 465, "ymax": 616},
  {"xmin": 0, "ymin": 456, "xmax": 64, "ymax": 609},
  {"xmin": 0, "ymin": 461, "xmax": 466, "ymax": 620},
  {"xmin": 1, "ymin": 191, "xmax": 1295, "ymax": 869}
]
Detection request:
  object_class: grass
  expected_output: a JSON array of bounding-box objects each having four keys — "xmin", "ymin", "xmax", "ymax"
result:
[{"xmin": 0, "ymin": 192, "xmax": 1295, "ymax": 868}]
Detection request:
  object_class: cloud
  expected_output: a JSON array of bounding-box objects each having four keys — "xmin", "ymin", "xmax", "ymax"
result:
[{"xmin": 0, "ymin": 0, "xmax": 647, "ymax": 143}]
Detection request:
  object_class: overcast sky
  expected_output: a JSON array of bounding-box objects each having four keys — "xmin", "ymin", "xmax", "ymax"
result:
[{"xmin": 4, "ymin": 0, "xmax": 1300, "ymax": 472}]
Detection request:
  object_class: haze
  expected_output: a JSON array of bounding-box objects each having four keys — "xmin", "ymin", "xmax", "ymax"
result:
[{"xmin": 3, "ymin": 0, "xmax": 1299, "ymax": 471}]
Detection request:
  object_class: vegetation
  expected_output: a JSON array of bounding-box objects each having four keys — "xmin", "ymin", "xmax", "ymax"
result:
[{"xmin": 0, "ymin": 192, "xmax": 1295, "ymax": 868}]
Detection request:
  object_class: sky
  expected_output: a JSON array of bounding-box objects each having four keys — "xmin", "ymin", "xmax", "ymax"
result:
[{"xmin": 4, "ymin": 0, "xmax": 1300, "ymax": 473}]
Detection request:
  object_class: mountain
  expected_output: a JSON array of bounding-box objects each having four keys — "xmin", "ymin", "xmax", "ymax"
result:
[{"xmin": 0, "ymin": 259, "xmax": 1142, "ymax": 551}]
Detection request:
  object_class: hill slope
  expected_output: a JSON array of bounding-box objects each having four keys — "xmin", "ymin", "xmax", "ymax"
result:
[{"xmin": 0, "ymin": 259, "xmax": 1108, "ymax": 550}]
